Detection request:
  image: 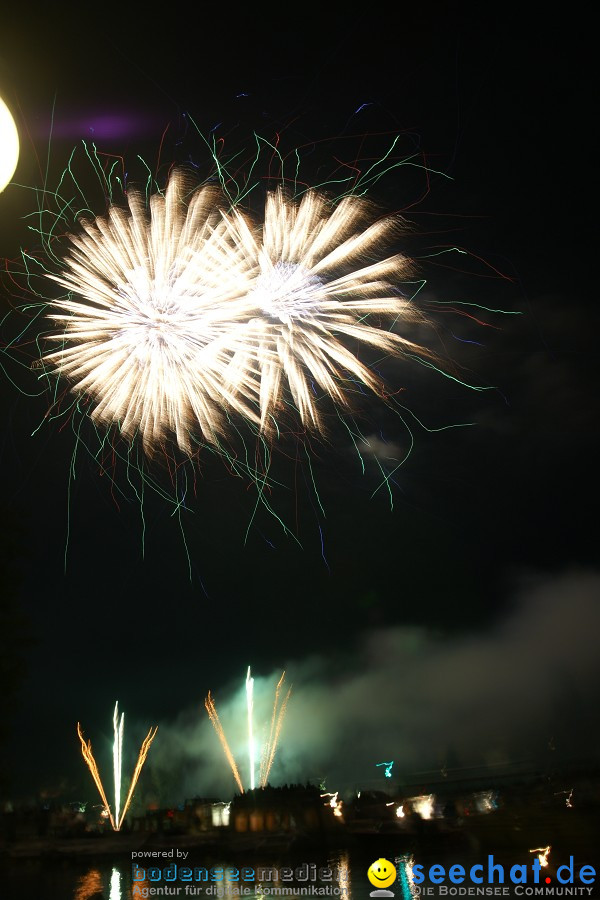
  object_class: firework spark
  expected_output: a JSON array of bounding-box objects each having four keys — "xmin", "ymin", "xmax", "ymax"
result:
[
  {"xmin": 42, "ymin": 169, "xmax": 432, "ymax": 455},
  {"xmin": 204, "ymin": 691, "xmax": 245, "ymax": 794},
  {"xmin": 530, "ymin": 845, "xmax": 551, "ymax": 868},
  {"xmin": 77, "ymin": 702, "xmax": 157, "ymax": 830},
  {"xmin": 206, "ymin": 669, "xmax": 291, "ymax": 793},
  {"xmin": 118, "ymin": 722, "xmax": 159, "ymax": 826},
  {"xmin": 259, "ymin": 672, "xmax": 291, "ymax": 788},
  {"xmin": 76, "ymin": 722, "xmax": 116, "ymax": 830},
  {"xmin": 321, "ymin": 791, "xmax": 344, "ymax": 818},
  {"xmin": 554, "ymin": 788, "xmax": 574, "ymax": 808}
]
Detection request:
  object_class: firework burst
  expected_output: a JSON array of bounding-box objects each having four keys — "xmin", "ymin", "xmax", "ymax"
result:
[
  {"xmin": 43, "ymin": 170, "xmax": 261, "ymax": 455},
  {"xmin": 3, "ymin": 132, "xmax": 505, "ymax": 565},
  {"xmin": 41, "ymin": 170, "xmax": 432, "ymax": 455},
  {"xmin": 222, "ymin": 187, "xmax": 431, "ymax": 435}
]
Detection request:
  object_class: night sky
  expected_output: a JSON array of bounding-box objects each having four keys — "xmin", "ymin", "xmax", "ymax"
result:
[{"xmin": 0, "ymin": 8, "xmax": 598, "ymax": 807}]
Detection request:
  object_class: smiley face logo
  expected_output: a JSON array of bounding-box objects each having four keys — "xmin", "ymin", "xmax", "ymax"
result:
[{"xmin": 367, "ymin": 858, "xmax": 397, "ymax": 889}]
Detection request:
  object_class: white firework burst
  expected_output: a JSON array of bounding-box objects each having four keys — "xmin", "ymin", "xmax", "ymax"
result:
[
  {"xmin": 43, "ymin": 170, "xmax": 261, "ymax": 454},
  {"xmin": 221, "ymin": 187, "xmax": 429, "ymax": 433},
  {"xmin": 43, "ymin": 171, "xmax": 430, "ymax": 456}
]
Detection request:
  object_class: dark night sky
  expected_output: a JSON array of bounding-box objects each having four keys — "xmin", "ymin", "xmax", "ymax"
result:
[{"xmin": 0, "ymin": 8, "xmax": 598, "ymax": 805}]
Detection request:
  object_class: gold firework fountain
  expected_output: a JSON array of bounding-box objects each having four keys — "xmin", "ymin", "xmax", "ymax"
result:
[
  {"xmin": 77, "ymin": 701, "xmax": 158, "ymax": 831},
  {"xmin": 205, "ymin": 668, "xmax": 291, "ymax": 792}
]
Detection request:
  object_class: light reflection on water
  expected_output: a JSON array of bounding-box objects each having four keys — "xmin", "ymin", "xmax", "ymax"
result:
[
  {"xmin": 111, "ymin": 866, "xmax": 123, "ymax": 899},
  {"xmin": 71, "ymin": 864, "xmax": 125, "ymax": 900},
  {"xmin": 0, "ymin": 846, "xmax": 575, "ymax": 900},
  {"xmin": 0, "ymin": 851, "xmax": 378, "ymax": 900},
  {"xmin": 74, "ymin": 867, "xmax": 104, "ymax": 900},
  {"xmin": 1, "ymin": 850, "xmax": 418, "ymax": 900}
]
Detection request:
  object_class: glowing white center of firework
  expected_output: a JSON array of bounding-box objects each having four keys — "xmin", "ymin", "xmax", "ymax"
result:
[
  {"xmin": 252, "ymin": 261, "xmax": 324, "ymax": 325},
  {"xmin": 116, "ymin": 268, "xmax": 210, "ymax": 364}
]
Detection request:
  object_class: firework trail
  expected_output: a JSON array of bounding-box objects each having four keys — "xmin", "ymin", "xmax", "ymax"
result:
[
  {"xmin": 260, "ymin": 673, "xmax": 291, "ymax": 788},
  {"xmin": 246, "ymin": 667, "xmax": 256, "ymax": 791},
  {"xmin": 118, "ymin": 723, "xmax": 159, "ymax": 826},
  {"xmin": 259, "ymin": 671, "xmax": 286, "ymax": 786},
  {"xmin": 204, "ymin": 690, "xmax": 244, "ymax": 794},
  {"xmin": 77, "ymin": 703, "xmax": 157, "ymax": 830},
  {"xmin": 76, "ymin": 722, "xmax": 116, "ymax": 830},
  {"xmin": 113, "ymin": 702, "xmax": 124, "ymax": 829}
]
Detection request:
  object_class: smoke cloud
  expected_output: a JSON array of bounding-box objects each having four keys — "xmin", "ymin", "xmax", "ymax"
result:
[{"xmin": 144, "ymin": 569, "xmax": 600, "ymax": 805}]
